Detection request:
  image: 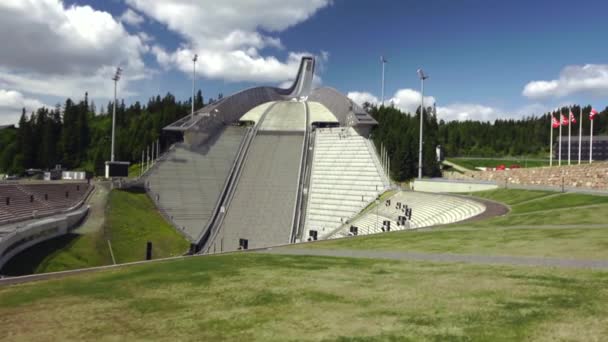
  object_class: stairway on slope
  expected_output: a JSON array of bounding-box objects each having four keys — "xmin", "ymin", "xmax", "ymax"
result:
[{"xmin": 147, "ymin": 125, "xmax": 247, "ymax": 241}]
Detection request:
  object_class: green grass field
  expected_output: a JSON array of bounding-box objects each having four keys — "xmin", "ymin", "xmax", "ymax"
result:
[
  {"xmin": 2, "ymin": 188, "xmax": 608, "ymax": 340},
  {"xmin": 104, "ymin": 189, "xmax": 189, "ymax": 263},
  {"xmin": 1, "ymin": 253, "xmax": 608, "ymax": 341},
  {"xmin": 1, "ymin": 189, "xmax": 188, "ymax": 275},
  {"xmin": 448, "ymin": 158, "xmax": 550, "ymax": 170}
]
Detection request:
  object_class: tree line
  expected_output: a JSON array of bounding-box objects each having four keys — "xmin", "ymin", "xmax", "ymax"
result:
[
  {"xmin": 366, "ymin": 103, "xmax": 608, "ymax": 181},
  {"xmin": 2, "ymin": 93, "xmax": 607, "ymax": 180},
  {"xmin": 0, "ymin": 90, "xmax": 207, "ymax": 176}
]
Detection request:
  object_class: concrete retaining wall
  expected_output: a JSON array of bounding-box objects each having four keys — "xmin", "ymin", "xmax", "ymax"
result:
[
  {"xmin": 445, "ymin": 162, "xmax": 608, "ymax": 190},
  {"xmin": 413, "ymin": 179, "xmax": 499, "ymax": 193},
  {"xmin": 0, "ymin": 207, "xmax": 89, "ymax": 271}
]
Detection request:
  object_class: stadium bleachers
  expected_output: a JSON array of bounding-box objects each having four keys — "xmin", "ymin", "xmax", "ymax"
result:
[
  {"xmin": 329, "ymin": 191, "xmax": 486, "ymax": 238},
  {"xmin": 0, "ymin": 182, "xmax": 91, "ymax": 225},
  {"xmin": 303, "ymin": 127, "xmax": 389, "ymax": 240},
  {"xmin": 147, "ymin": 125, "xmax": 247, "ymax": 241}
]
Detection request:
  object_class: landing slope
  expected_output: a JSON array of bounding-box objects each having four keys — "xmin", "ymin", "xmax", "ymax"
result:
[{"xmin": 215, "ymin": 132, "xmax": 303, "ymax": 251}]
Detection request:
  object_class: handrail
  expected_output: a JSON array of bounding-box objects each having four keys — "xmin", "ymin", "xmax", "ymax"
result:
[
  {"xmin": 198, "ymin": 102, "xmax": 279, "ymax": 253},
  {"xmin": 366, "ymin": 139, "xmax": 391, "ymax": 188},
  {"xmin": 289, "ymin": 101, "xmax": 310, "ymax": 243},
  {"xmin": 192, "ymin": 125, "xmax": 252, "ymax": 246},
  {"xmin": 299, "ymin": 129, "xmax": 317, "ymax": 241}
]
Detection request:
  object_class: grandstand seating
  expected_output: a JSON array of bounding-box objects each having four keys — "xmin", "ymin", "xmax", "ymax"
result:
[
  {"xmin": 147, "ymin": 125, "xmax": 247, "ymax": 241},
  {"xmin": 0, "ymin": 182, "xmax": 91, "ymax": 224},
  {"xmin": 329, "ymin": 191, "xmax": 486, "ymax": 238},
  {"xmin": 304, "ymin": 127, "xmax": 389, "ymax": 240}
]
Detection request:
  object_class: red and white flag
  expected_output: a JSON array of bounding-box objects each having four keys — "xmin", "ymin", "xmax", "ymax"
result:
[
  {"xmin": 590, "ymin": 108, "xmax": 599, "ymax": 120},
  {"xmin": 561, "ymin": 113, "xmax": 569, "ymax": 126},
  {"xmin": 569, "ymin": 110, "xmax": 577, "ymax": 124},
  {"xmin": 552, "ymin": 115, "xmax": 560, "ymax": 128}
]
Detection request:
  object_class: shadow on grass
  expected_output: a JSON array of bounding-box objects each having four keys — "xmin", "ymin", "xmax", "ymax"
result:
[{"xmin": 0, "ymin": 233, "xmax": 80, "ymax": 276}]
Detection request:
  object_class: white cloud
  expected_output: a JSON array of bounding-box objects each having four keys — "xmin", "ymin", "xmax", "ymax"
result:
[
  {"xmin": 348, "ymin": 89, "xmax": 551, "ymax": 122},
  {"xmin": 120, "ymin": 8, "xmax": 145, "ymax": 27},
  {"xmin": 523, "ymin": 64, "xmax": 608, "ymax": 99},
  {"xmin": 348, "ymin": 89, "xmax": 435, "ymax": 114},
  {"xmin": 0, "ymin": 90, "xmax": 49, "ymax": 125},
  {"xmin": 152, "ymin": 47, "xmax": 321, "ymax": 83},
  {"xmin": 347, "ymin": 91, "xmax": 379, "ymax": 107},
  {"xmin": 0, "ymin": 0, "xmax": 148, "ymax": 99},
  {"xmin": 128, "ymin": 0, "xmax": 331, "ymax": 83},
  {"xmin": 436, "ymin": 104, "xmax": 499, "ymax": 122},
  {"xmin": 389, "ymin": 89, "xmax": 436, "ymax": 114}
]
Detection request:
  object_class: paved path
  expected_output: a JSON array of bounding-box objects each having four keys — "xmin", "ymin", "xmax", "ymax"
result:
[
  {"xmin": 260, "ymin": 247, "xmax": 608, "ymax": 270},
  {"xmin": 72, "ymin": 182, "xmax": 109, "ymax": 235},
  {"xmin": 442, "ymin": 160, "xmax": 471, "ymax": 172},
  {"xmin": 420, "ymin": 224, "xmax": 608, "ymax": 232}
]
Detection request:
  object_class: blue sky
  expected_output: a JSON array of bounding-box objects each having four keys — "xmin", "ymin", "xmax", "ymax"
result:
[{"xmin": 1, "ymin": 0, "xmax": 608, "ymax": 125}]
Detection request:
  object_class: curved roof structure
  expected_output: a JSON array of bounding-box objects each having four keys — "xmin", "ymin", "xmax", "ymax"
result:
[{"xmin": 163, "ymin": 57, "xmax": 376, "ymax": 134}]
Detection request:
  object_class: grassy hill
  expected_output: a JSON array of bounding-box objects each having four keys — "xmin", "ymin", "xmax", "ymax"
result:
[
  {"xmin": 1, "ymin": 188, "xmax": 189, "ymax": 275},
  {"xmin": 1, "ymin": 189, "xmax": 607, "ymax": 340}
]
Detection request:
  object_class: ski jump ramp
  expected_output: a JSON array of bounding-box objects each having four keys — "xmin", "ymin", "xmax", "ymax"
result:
[{"xmin": 150, "ymin": 57, "xmax": 385, "ymax": 253}]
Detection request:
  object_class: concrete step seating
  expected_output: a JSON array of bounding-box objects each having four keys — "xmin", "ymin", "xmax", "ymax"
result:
[
  {"xmin": 147, "ymin": 125, "xmax": 246, "ymax": 240},
  {"xmin": 303, "ymin": 127, "xmax": 388, "ymax": 240},
  {"xmin": 0, "ymin": 183, "xmax": 90, "ymax": 224},
  {"xmin": 328, "ymin": 191, "xmax": 485, "ymax": 238}
]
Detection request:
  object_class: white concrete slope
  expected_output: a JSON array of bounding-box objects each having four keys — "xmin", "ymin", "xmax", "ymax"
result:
[
  {"xmin": 329, "ymin": 191, "xmax": 486, "ymax": 238},
  {"xmin": 304, "ymin": 127, "xmax": 389, "ymax": 240}
]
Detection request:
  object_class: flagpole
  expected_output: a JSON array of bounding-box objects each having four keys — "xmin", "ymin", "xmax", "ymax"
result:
[
  {"xmin": 578, "ymin": 106, "xmax": 582, "ymax": 164},
  {"xmin": 381, "ymin": 56, "xmax": 386, "ymax": 106},
  {"xmin": 549, "ymin": 114, "xmax": 553, "ymax": 167},
  {"xmin": 590, "ymin": 119, "xmax": 594, "ymax": 164},
  {"xmin": 558, "ymin": 108, "xmax": 562, "ymax": 166},
  {"xmin": 568, "ymin": 108, "xmax": 572, "ymax": 165}
]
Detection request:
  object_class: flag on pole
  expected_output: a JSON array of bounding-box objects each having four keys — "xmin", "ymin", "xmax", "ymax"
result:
[
  {"xmin": 552, "ymin": 115, "xmax": 560, "ymax": 128},
  {"xmin": 569, "ymin": 110, "xmax": 577, "ymax": 124},
  {"xmin": 561, "ymin": 113, "xmax": 569, "ymax": 126},
  {"xmin": 590, "ymin": 108, "xmax": 599, "ymax": 120},
  {"xmin": 590, "ymin": 108, "xmax": 598, "ymax": 163}
]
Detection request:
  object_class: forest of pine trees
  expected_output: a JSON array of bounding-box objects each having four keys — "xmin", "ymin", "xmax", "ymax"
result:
[
  {"xmin": 0, "ymin": 90, "xmax": 205, "ymax": 176},
  {"xmin": 1, "ymin": 92, "xmax": 607, "ymax": 180},
  {"xmin": 366, "ymin": 103, "xmax": 608, "ymax": 181}
]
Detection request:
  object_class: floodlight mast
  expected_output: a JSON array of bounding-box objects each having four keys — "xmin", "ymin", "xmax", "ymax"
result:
[
  {"xmin": 192, "ymin": 54, "xmax": 198, "ymax": 120},
  {"xmin": 417, "ymin": 68, "xmax": 428, "ymax": 180},
  {"xmin": 111, "ymin": 67, "xmax": 122, "ymax": 162},
  {"xmin": 381, "ymin": 56, "xmax": 387, "ymax": 106}
]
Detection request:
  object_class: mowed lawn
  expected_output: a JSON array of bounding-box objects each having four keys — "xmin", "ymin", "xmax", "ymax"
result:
[
  {"xmin": 104, "ymin": 189, "xmax": 189, "ymax": 263},
  {"xmin": 1, "ymin": 189, "xmax": 189, "ymax": 275},
  {"xmin": 301, "ymin": 189, "xmax": 608, "ymax": 260},
  {"xmin": 1, "ymin": 253, "xmax": 608, "ymax": 341}
]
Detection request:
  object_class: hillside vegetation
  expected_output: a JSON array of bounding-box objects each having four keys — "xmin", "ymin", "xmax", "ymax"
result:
[
  {"xmin": 1, "ymin": 189, "xmax": 608, "ymax": 340},
  {"xmin": 1, "ymin": 189, "xmax": 189, "ymax": 276}
]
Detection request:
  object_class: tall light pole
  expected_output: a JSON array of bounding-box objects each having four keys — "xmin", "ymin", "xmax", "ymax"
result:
[
  {"xmin": 111, "ymin": 67, "xmax": 122, "ymax": 162},
  {"xmin": 192, "ymin": 54, "xmax": 198, "ymax": 120},
  {"xmin": 417, "ymin": 68, "xmax": 428, "ymax": 179},
  {"xmin": 381, "ymin": 56, "xmax": 387, "ymax": 106}
]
